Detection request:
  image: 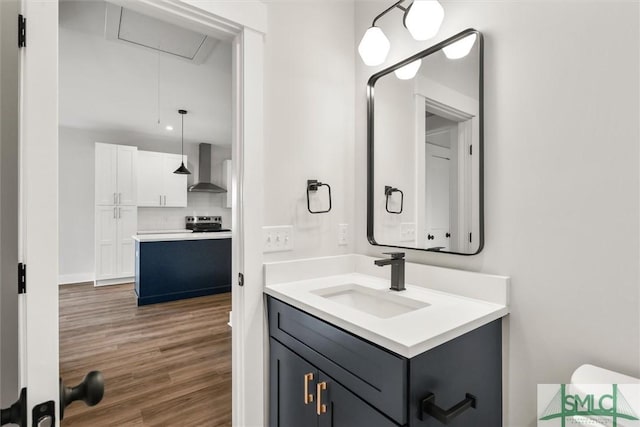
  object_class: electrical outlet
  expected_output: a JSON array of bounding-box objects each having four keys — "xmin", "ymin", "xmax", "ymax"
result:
[
  {"xmin": 338, "ymin": 224, "xmax": 349, "ymax": 246},
  {"xmin": 400, "ymin": 223, "xmax": 416, "ymax": 242},
  {"xmin": 263, "ymin": 226, "xmax": 294, "ymax": 253}
]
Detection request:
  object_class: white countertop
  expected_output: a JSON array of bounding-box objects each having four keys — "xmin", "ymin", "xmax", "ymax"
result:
[
  {"xmin": 264, "ymin": 258, "xmax": 509, "ymax": 358},
  {"xmin": 133, "ymin": 232, "xmax": 232, "ymax": 242}
]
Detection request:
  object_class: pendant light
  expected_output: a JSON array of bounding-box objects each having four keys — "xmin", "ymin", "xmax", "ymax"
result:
[{"xmin": 174, "ymin": 109, "xmax": 191, "ymax": 175}]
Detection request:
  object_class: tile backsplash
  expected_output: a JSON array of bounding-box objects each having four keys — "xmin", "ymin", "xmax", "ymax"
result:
[{"xmin": 138, "ymin": 192, "xmax": 231, "ymax": 231}]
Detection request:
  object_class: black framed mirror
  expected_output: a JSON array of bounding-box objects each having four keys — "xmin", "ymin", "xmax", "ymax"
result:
[{"xmin": 367, "ymin": 28, "xmax": 483, "ymax": 255}]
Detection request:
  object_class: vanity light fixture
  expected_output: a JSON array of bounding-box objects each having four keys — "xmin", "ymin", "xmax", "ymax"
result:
[
  {"xmin": 173, "ymin": 109, "xmax": 191, "ymax": 175},
  {"xmin": 442, "ymin": 33, "xmax": 477, "ymax": 59},
  {"xmin": 394, "ymin": 59, "xmax": 422, "ymax": 79},
  {"xmin": 358, "ymin": 0, "xmax": 444, "ymax": 66}
]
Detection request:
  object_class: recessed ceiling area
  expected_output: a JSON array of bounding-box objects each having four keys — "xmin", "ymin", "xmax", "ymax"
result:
[{"xmin": 59, "ymin": 0, "xmax": 232, "ymax": 145}]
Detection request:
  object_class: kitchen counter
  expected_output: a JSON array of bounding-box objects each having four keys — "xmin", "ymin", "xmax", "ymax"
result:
[
  {"xmin": 264, "ymin": 255, "xmax": 509, "ymax": 358},
  {"xmin": 133, "ymin": 231, "xmax": 232, "ymax": 242},
  {"xmin": 135, "ymin": 234, "xmax": 231, "ymax": 305}
]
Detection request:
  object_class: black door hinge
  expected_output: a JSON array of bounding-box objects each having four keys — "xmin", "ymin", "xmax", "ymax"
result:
[
  {"xmin": 238, "ymin": 272, "xmax": 244, "ymax": 287},
  {"xmin": 18, "ymin": 263, "xmax": 26, "ymax": 294},
  {"xmin": 469, "ymin": 232, "xmax": 472, "ymax": 243},
  {"xmin": 469, "ymin": 145, "xmax": 473, "ymax": 155},
  {"xmin": 18, "ymin": 15, "xmax": 26, "ymax": 48}
]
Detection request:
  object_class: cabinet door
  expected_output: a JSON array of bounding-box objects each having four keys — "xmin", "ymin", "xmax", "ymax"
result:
[
  {"xmin": 116, "ymin": 145, "xmax": 137, "ymax": 205},
  {"xmin": 318, "ymin": 372, "xmax": 398, "ymax": 427},
  {"xmin": 137, "ymin": 151, "xmax": 164, "ymax": 207},
  {"xmin": 270, "ymin": 339, "xmax": 318, "ymax": 427},
  {"xmin": 116, "ymin": 206, "xmax": 137, "ymax": 277},
  {"xmin": 163, "ymin": 154, "xmax": 188, "ymax": 207},
  {"xmin": 95, "ymin": 143, "xmax": 117, "ymax": 205},
  {"xmin": 95, "ymin": 206, "xmax": 118, "ymax": 280}
]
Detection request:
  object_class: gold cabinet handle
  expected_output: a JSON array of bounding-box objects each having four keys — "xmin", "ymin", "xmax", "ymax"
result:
[
  {"xmin": 303, "ymin": 373, "xmax": 314, "ymax": 404},
  {"xmin": 316, "ymin": 382, "xmax": 327, "ymax": 415}
]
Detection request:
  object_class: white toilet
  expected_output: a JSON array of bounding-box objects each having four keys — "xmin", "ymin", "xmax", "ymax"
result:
[{"xmin": 568, "ymin": 364, "xmax": 640, "ymax": 427}]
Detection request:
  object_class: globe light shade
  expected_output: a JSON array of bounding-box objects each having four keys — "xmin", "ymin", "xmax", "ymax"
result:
[
  {"xmin": 404, "ymin": 0, "xmax": 444, "ymax": 41},
  {"xmin": 443, "ymin": 33, "xmax": 477, "ymax": 59},
  {"xmin": 358, "ymin": 26, "xmax": 391, "ymax": 66},
  {"xmin": 394, "ymin": 59, "xmax": 422, "ymax": 80}
]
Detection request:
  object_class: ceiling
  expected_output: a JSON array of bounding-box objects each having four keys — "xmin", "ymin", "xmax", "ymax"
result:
[{"xmin": 59, "ymin": 1, "xmax": 232, "ymax": 145}]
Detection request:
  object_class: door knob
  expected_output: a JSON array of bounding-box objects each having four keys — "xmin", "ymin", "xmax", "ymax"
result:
[
  {"xmin": 0, "ymin": 389, "xmax": 26, "ymax": 426},
  {"xmin": 427, "ymin": 234, "xmax": 435, "ymax": 240},
  {"xmin": 59, "ymin": 371, "xmax": 105, "ymax": 420},
  {"xmin": 445, "ymin": 232, "xmax": 451, "ymax": 238}
]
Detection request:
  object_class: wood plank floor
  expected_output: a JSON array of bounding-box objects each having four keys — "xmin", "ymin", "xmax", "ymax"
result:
[{"xmin": 59, "ymin": 283, "xmax": 232, "ymax": 426}]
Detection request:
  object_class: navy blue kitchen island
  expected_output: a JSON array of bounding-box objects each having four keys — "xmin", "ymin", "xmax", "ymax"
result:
[{"xmin": 134, "ymin": 232, "xmax": 231, "ymax": 306}]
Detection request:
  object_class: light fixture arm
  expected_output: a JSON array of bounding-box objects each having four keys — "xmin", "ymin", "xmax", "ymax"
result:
[{"xmin": 372, "ymin": 0, "xmax": 407, "ymax": 27}]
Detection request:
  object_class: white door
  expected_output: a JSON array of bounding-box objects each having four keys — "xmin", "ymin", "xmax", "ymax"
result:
[
  {"xmin": 95, "ymin": 206, "xmax": 118, "ymax": 280},
  {"xmin": 137, "ymin": 151, "xmax": 164, "ymax": 207},
  {"xmin": 95, "ymin": 143, "xmax": 117, "ymax": 205},
  {"xmin": 425, "ymin": 143, "xmax": 451, "ymax": 250},
  {"xmin": 163, "ymin": 154, "xmax": 188, "ymax": 207},
  {"xmin": 14, "ymin": 0, "xmax": 61, "ymax": 423},
  {"xmin": 116, "ymin": 206, "xmax": 137, "ymax": 277},
  {"xmin": 116, "ymin": 146, "xmax": 137, "ymax": 206}
]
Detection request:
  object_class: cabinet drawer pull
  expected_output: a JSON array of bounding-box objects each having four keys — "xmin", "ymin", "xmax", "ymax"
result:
[
  {"xmin": 159, "ymin": 195, "xmax": 162, "ymax": 206},
  {"xmin": 303, "ymin": 373, "xmax": 314, "ymax": 404},
  {"xmin": 420, "ymin": 392, "xmax": 476, "ymax": 424},
  {"xmin": 316, "ymin": 382, "xmax": 327, "ymax": 415}
]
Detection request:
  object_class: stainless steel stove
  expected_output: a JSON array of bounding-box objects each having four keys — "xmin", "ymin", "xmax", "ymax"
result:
[{"xmin": 185, "ymin": 216, "xmax": 230, "ymax": 233}]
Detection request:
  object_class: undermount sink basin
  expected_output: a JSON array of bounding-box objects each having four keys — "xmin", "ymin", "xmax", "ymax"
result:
[{"xmin": 312, "ymin": 284, "xmax": 430, "ymax": 319}]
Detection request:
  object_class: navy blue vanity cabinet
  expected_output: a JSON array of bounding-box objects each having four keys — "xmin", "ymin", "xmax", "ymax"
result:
[
  {"xmin": 270, "ymin": 338, "xmax": 398, "ymax": 427},
  {"xmin": 135, "ymin": 238, "xmax": 231, "ymax": 305},
  {"xmin": 267, "ymin": 296, "xmax": 502, "ymax": 427}
]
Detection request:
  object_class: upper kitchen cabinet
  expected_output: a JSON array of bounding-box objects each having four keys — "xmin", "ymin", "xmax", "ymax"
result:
[
  {"xmin": 137, "ymin": 150, "xmax": 188, "ymax": 207},
  {"xmin": 95, "ymin": 143, "xmax": 138, "ymax": 206}
]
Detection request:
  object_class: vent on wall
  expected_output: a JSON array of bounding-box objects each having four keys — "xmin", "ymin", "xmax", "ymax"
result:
[{"xmin": 104, "ymin": 4, "xmax": 217, "ymax": 64}]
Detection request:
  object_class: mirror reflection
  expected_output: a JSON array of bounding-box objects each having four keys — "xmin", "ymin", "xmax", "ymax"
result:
[{"xmin": 368, "ymin": 29, "xmax": 483, "ymax": 254}]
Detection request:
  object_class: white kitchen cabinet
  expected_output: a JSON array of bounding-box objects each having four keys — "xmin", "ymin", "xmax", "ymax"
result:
[
  {"xmin": 137, "ymin": 151, "xmax": 188, "ymax": 207},
  {"xmin": 163, "ymin": 154, "xmax": 188, "ymax": 207},
  {"xmin": 95, "ymin": 205, "xmax": 137, "ymax": 284},
  {"xmin": 95, "ymin": 143, "xmax": 137, "ymax": 206}
]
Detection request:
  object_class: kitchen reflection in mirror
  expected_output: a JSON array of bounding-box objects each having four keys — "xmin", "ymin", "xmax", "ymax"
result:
[{"xmin": 367, "ymin": 29, "xmax": 483, "ymax": 255}]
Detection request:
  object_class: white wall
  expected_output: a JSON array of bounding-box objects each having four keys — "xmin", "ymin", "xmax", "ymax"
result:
[
  {"xmin": 355, "ymin": 2, "xmax": 640, "ymax": 426},
  {"xmin": 263, "ymin": 1, "xmax": 355, "ymax": 261},
  {"xmin": 58, "ymin": 125, "xmax": 231, "ymax": 284}
]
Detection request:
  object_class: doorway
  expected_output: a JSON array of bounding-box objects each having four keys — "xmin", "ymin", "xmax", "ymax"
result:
[
  {"xmin": 57, "ymin": 1, "xmax": 233, "ymax": 424},
  {"xmin": 3, "ymin": 0, "xmax": 266, "ymax": 425}
]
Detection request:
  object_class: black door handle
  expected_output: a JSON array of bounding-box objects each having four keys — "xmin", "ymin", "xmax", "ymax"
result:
[
  {"xmin": 420, "ymin": 392, "xmax": 476, "ymax": 424},
  {"xmin": 0, "ymin": 389, "xmax": 26, "ymax": 427},
  {"xmin": 427, "ymin": 234, "xmax": 434, "ymax": 240},
  {"xmin": 445, "ymin": 232, "xmax": 451, "ymax": 238},
  {"xmin": 60, "ymin": 371, "xmax": 105, "ymax": 420}
]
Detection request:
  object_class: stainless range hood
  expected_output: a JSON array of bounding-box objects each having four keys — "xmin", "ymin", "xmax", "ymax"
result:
[{"xmin": 188, "ymin": 143, "xmax": 226, "ymax": 193}]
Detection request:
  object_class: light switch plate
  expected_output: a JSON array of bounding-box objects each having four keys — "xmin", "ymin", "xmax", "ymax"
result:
[
  {"xmin": 338, "ymin": 224, "xmax": 348, "ymax": 246},
  {"xmin": 400, "ymin": 223, "xmax": 416, "ymax": 242},
  {"xmin": 263, "ymin": 225, "xmax": 294, "ymax": 253}
]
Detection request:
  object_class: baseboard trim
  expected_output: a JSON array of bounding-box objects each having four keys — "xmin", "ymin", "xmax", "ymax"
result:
[
  {"xmin": 95, "ymin": 277, "xmax": 135, "ymax": 287},
  {"xmin": 59, "ymin": 273, "xmax": 95, "ymax": 285}
]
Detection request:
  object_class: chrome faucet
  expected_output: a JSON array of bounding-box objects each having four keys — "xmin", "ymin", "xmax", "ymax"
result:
[{"xmin": 374, "ymin": 252, "xmax": 405, "ymax": 291}]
